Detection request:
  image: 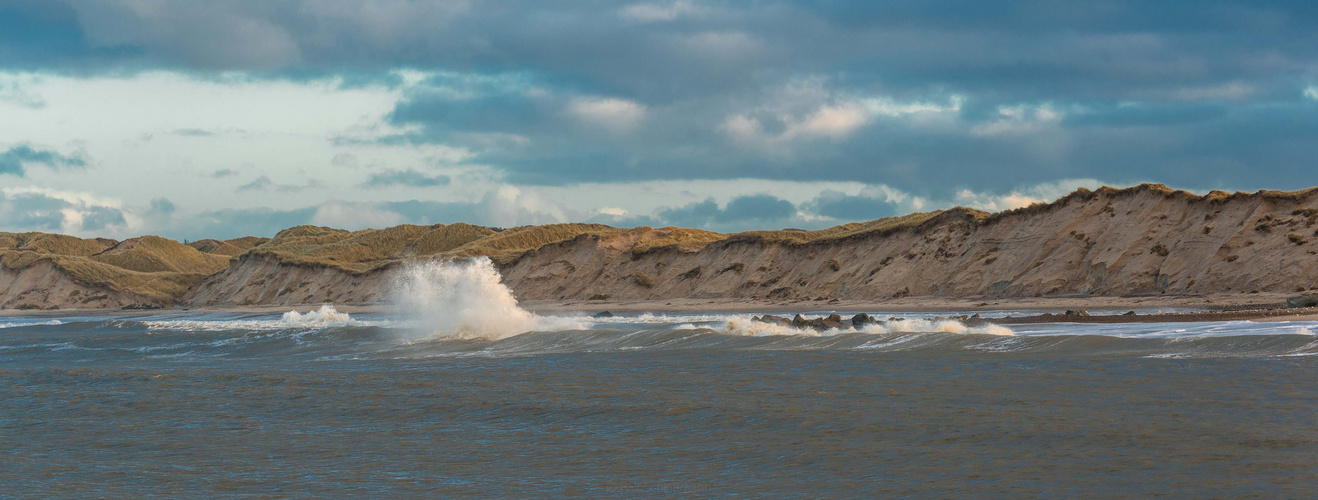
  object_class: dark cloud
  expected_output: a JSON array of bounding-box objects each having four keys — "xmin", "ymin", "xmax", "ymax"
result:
[
  {"xmin": 0, "ymin": 189, "xmax": 127, "ymax": 234},
  {"xmin": 236, "ymin": 175, "xmax": 322, "ymax": 192},
  {"xmin": 362, "ymin": 169, "xmax": 451, "ymax": 188},
  {"xmin": 0, "ymin": 144, "xmax": 85, "ymax": 177},
  {"xmin": 657, "ymin": 194, "xmax": 796, "ymax": 230},
  {"xmin": 149, "ymin": 197, "xmax": 176, "ymax": 215},
  {"xmin": 211, "ymin": 168, "xmax": 237, "ymax": 178},
  {"xmin": 4, "ymin": 0, "xmax": 1318, "ymax": 198},
  {"xmin": 804, "ymin": 190, "xmax": 899, "ymax": 221}
]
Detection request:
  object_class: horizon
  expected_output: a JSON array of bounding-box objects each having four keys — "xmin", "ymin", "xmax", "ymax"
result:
[{"xmin": 3, "ymin": 1, "xmax": 1318, "ymax": 241}]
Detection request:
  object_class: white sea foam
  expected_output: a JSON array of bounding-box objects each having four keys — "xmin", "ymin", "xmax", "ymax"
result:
[
  {"xmin": 391, "ymin": 258, "xmax": 588, "ymax": 340},
  {"xmin": 144, "ymin": 305, "xmax": 376, "ymax": 332},
  {"xmin": 0, "ymin": 319, "xmax": 64, "ymax": 328},
  {"xmin": 718, "ymin": 316, "xmax": 1014, "ymax": 337},
  {"xmin": 281, "ymin": 305, "xmax": 359, "ymax": 328}
]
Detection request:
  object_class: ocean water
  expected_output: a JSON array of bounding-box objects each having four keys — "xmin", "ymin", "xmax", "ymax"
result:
[
  {"xmin": 4, "ymin": 260, "xmax": 1318, "ymax": 497},
  {"xmin": 3, "ymin": 307, "xmax": 1318, "ymax": 497}
]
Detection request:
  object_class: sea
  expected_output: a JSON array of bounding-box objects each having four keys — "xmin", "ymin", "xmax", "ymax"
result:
[{"xmin": 3, "ymin": 260, "xmax": 1317, "ymax": 497}]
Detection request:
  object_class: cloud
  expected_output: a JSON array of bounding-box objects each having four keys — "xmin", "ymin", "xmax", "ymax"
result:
[
  {"xmin": 310, "ymin": 201, "xmax": 403, "ymax": 229},
  {"xmin": 566, "ymin": 97, "xmax": 647, "ymax": 131},
  {"xmin": 211, "ymin": 168, "xmax": 237, "ymax": 178},
  {"xmin": 361, "ymin": 169, "xmax": 451, "ymax": 188},
  {"xmin": 620, "ymin": 1, "xmax": 696, "ymax": 22},
  {"xmin": 951, "ymin": 179, "xmax": 1105, "ymax": 211},
  {"xmin": 172, "ymin": 128, "xmax": 215, "ymax": 136},
  {"xmin": 236, "ymin": 175, "xmax": 323, "ymax": 192},
  {"xmin": 657, "ymin": 194, "xmax": 797, "ymax": 230},
  {"xmin": 0, "ymin": 187, "xmax": 128, "ymax": 236},
  {"xmin": 331, "ymin": 152, "xmax": 359, "ymax": 168},
  {"xmin": 0, "ymin": 145, "xmax": 85, "ymax": 177},
  {"xmin": 971, "ymin": 104, "xmax": 1063, "ymax": 137},
  {"xmin": 1306, "ymin": 86, "xmax": 1318, "ymax": 101}
]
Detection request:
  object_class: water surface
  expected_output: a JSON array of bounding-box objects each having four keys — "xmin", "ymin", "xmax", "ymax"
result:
[{"xmin": 3, "ymin": 309, "xmax": 1316, "ymax": 497}]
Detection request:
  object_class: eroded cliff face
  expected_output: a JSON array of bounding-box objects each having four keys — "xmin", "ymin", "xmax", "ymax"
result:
[
  {"xmin": 6, "ymin": 184, "xmax": 1318, "ymax": 310},
  {"xmin": 495, "ymin": 186, "xmax": 1318, "ymax": 301},
  {"xmin": 182, "ymin": 254, "xmax": 395, "ymax": 307},
  {"xmin": 0, "ymin": 260, "xmax": 154, "ymax": 310}
]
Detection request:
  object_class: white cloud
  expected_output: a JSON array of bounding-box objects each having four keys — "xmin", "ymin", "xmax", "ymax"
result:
[
  {"xmin": 952, "ymin": 179, "xmax": 1104, "ymax": 211},
  {"xmin": 310, "ymin": 201, "xmax": 403, "ymax": 229},
  {"xmin": 482, "ymin": 186, "xmax": 571, "ymax": 227},
  {"xmin": 566, "ymin": 96, "xmax": 648, "ymax": 131},
  {"xmin": 1306, "ymin": 86, "xmax": 1318, "ymax": 101},
  {"xmin": 721, "ymin": 80, "xmax": 964, "ymax": 152},
  {"xmin": 620, "ymin": 0, "xmax": 695, "ymax": 22},
  {"xmin": 971, "ymin": 104, "xmax": 1063, "ymax": 137}
]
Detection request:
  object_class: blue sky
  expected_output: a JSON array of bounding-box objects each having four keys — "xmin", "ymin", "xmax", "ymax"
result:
[{"xmin": 2, "ymin": 0, "xmax": 1317, "ymax": 239}]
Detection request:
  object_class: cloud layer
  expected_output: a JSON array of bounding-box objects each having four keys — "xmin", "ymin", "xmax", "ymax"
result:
[{"xmin": 2, "ymin": 1, "xmax": 1317, "ymax": 237}]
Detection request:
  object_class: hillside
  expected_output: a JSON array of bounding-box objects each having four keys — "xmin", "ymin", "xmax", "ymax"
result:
[{"xmin": 4, "ymin": 184, "xmax": 1318, "ymax": 310}]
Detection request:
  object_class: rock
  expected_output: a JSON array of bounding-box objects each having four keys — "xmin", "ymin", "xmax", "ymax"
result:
[
  {"xmin": 1063, "ymin": 310, "xmax": 1090, "ymax": 317},
  {"xmin": 821, "ymin": 314, "xmax": 842, "ymax": 330},
  {"xmin": 1123, "ymin": 311, "xmax": 1137, "ymax": 316},
  {"xmin": 850, "ymin": 313, "xmax": 872, "ymax": 326},
  {"xmin": 758, "ymin": 314, "xmax": 791, "ymax": 326},
  {"xmin": 792, "ymin": 314, "xmax": 809, "ymax": 328},
  {"xmin": 1286, "ymin": 294, "xmax": 1318, "ymax": 308},
  {"xmin": 593, "ymin": 311, "xmax": 614, "ymax": 318}
]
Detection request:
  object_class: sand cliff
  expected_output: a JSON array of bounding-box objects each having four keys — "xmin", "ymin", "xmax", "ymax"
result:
[{"xmin": 4, "ymin": 184, "xmax": 1318, "ymax": 311}]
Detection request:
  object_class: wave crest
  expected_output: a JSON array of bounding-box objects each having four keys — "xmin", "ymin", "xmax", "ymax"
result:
[{"xmin": 391, "ymin": 258, "xmax": 587, "ymax": 340}]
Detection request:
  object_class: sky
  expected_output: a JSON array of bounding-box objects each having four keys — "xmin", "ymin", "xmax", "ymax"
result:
[{"xmin": 1, "ymin": 0, "xmax": 1317, "ymax": 240}]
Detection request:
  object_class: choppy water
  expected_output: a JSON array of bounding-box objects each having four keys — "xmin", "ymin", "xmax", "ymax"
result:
[{"xmin": 3, "ymin": 308, "xmax": 1318, "ymax": 497}]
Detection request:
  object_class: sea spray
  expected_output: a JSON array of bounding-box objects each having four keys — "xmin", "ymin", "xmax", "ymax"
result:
[{"xmin": 390, "ymin": 257, "xmax": 586, "ymax": 340}]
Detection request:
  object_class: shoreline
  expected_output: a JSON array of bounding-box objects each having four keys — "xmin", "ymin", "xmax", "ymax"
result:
[{"xmin": 4, "ymin": 292, "xmax": 1317, "ymax": 324}]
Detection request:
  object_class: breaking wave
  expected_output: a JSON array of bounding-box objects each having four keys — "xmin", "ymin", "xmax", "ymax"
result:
[
  {"xmin": 282, "ymin": 305, "xmax": 359, "ymax": 328},
  {"xmin": 390, "ymin": 258, "xmax": 587, "ymax": 340}
]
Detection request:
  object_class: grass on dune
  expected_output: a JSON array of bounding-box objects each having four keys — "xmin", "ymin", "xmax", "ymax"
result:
[
  {"xmin": 729, "ymin": 211, "xmax": 948, "ymax": 245},
  {"xmin": 410, "ymin": 223, "xmax": 498, "ymax": 255},
  {"xmin": 0, "ymin": 232, "xmax": 117, "ymax": 256},
  {"xmin": 92, "ymin": 236, "xmax": 231, "ymax": 275},
  {"xmin": 445, "ymin": 223, "xmax": 626, "ymax": 264},
  {"xmin": 631, "ymin": 227, "xmax": 728, "ymax": 255},
  {"xmin": 1, "ymin": 234, "xmax": 228, "ymax": 304}
]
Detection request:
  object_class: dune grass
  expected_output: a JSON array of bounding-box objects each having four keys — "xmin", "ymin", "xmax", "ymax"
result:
[
  {"xmin": 446, "ymin": 223, "xmax": 626, "ymax": 264},
  {"xmin": 92, "ymin": 236, "xmax": 231, "ymax": 275},
  {"xmin": 188, "ymin": 239, "xmax": 246, "ymax": 256},
  {"xmin": 631, "ymin": 227, "xmax": 728, "ymax": 255},
  {"xmin": 411, "ymin": 223, "xmax": 497, "ymax": 255},
  {"xmin": 1, "ymin": 234, "xmax": 225, "ymax": 304},
  {"xmin": 729, "ymin": 210, "xmax": 949, "ymax": 245}
]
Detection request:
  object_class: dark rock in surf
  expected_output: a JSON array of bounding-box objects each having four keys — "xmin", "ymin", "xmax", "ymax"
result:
[
  {"xmin": 1063, "ymin": 310, "xmax": 1090, "ymax": 317},
  {"xmin": 820, "ymin": 314, "xmax": 842, "ymax": 330},
  {"xmin": 792, "ymin": 314, "xmax": 809, "ymax": 328},
  {"xmin": 593, "ymin": 311, "xmax": 614, "ymax": 318},
  {"xmin": 1123, "ymin": 311, "xmax": 1138, "ymax": 316},
  {"xmin": 850, "ymin": 313, "xmax": 873, "ymax": 327},
  {"xmin": 757, "ymin": 314, "xmax": 791, "ymax": 326},
  {"xmin": 1286, "ymin": 294, "xmax": 1318, "ymax": 308}
]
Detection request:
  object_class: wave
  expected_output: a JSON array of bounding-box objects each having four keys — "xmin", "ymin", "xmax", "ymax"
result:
[
  {"xmin": 389, "ymin": 258, "xmax": 587, "ymax": 340},
  {"xmin": 4, "ymin": 317, "xmax": 1318, "ymax": 361}
]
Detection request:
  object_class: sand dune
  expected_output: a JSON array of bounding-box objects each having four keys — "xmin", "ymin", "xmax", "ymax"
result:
[{"xmin": 4, "ymin": 184, "xmax": 1318, "ymax": 311}]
